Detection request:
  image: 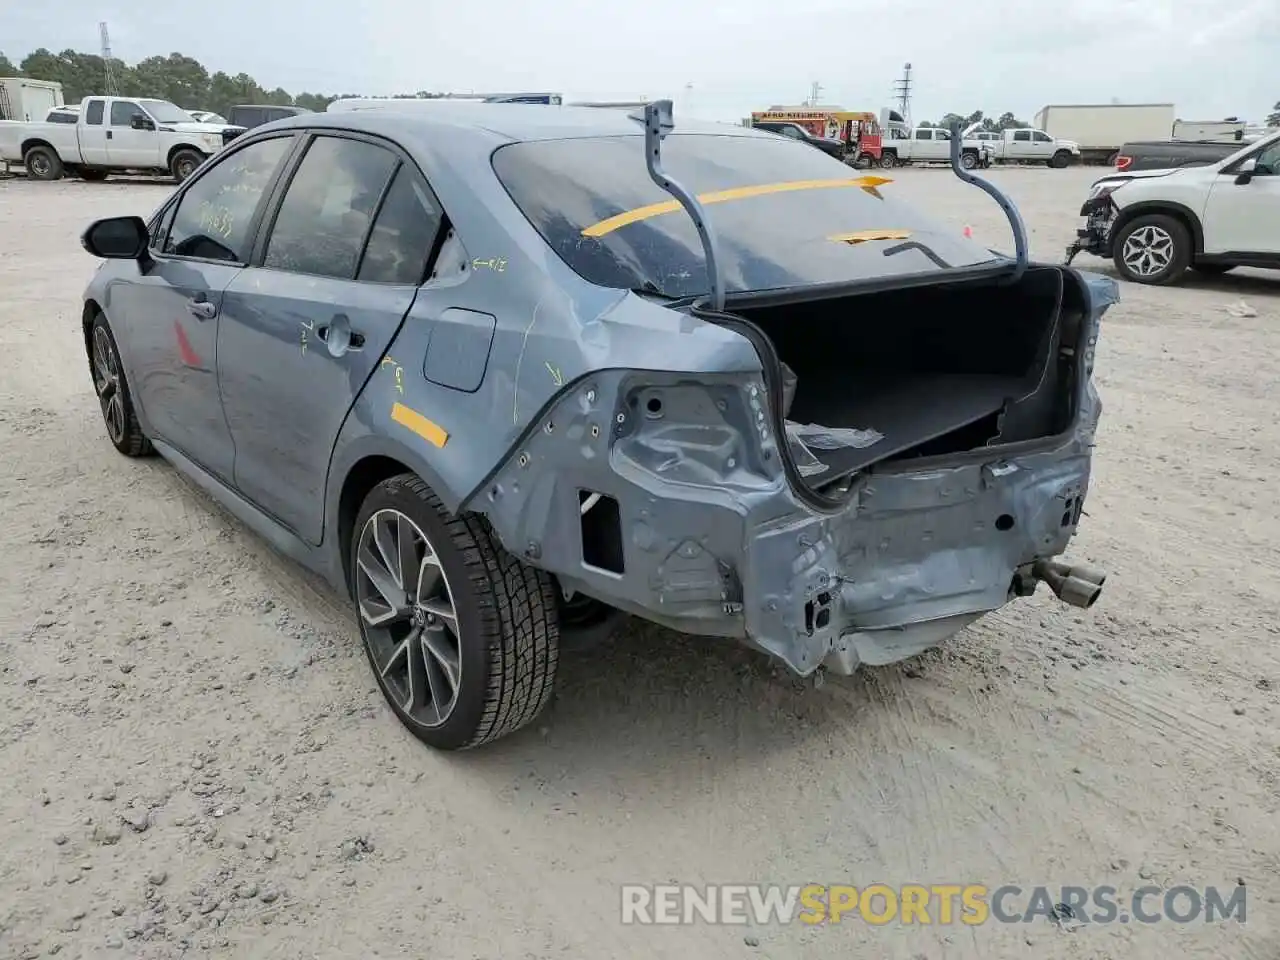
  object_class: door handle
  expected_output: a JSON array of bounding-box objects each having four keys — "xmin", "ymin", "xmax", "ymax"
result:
[
  {"xmin": 315, "ymin": 316, "xmax": 364, "ymax": 357},
  {"xmin": 186, "ymin": 298, "xmax": 217, "ymax": 320},
  {"xmin": 106, "ymin": 131, "xmax": 113, "ymax": 140}
]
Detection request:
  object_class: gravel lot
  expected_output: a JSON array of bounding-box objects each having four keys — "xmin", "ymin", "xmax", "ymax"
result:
[{"xmin": 1, "ymin": 165, "xmax": 1278, "ymax": 960}]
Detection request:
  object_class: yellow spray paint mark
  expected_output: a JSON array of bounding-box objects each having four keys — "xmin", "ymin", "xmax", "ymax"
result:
[
  {"xmin": 391, "ymin": 403, "xmax": 448, "ymax": 449},
  {"xmin": 381, "ymin": 355, "xmax": 404, "ymax": 393},
  {"xmin": 828, "ymin": 229, "xmax": 913, "ymax": 245},
  {"xmin": 581, "ymin": 177, "xmax": 895, "ymax": 238}
]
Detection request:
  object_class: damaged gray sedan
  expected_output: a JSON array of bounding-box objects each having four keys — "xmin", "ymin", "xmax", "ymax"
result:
[{"xmin": 78, "ymin": 102, "xmax": 1116, "ymax": 750}]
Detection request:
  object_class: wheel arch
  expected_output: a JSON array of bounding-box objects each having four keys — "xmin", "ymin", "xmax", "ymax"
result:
[
  {"xmin": 1112, "ymin": 201, "xmax": 1205, "ymax": 255},
  {"xmin": 21, "ymin": 137, "xmax": 58, "ymax": 159},
  {"xmin": 329, "ymin": 439, "xmax": 461, "ymax": 594},
  {"xmin": 165, "ymin": 142, "xmax": 206, "ymax": 170},
  {"xmin": 81, "ymin": 299, "xmax": 102, "ymax": 369}
]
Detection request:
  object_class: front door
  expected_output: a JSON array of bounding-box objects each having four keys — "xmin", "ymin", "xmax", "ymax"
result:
[
  {"xmin": 217, "ymin": 133, "xmax": 445, "ymax": 543},
  {"xmin": 112, "ymin": 134, "xmax": 296, "ymax": 481},
  {"xmin": 1201, "ymin": 139, "xmax": 1280, "ymax": 255},
  {"xmin": 105, "ymin": 99, "xmax": 162, "ymax": 168}
]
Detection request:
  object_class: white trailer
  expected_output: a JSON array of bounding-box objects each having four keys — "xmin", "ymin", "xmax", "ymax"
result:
[
  {"xmin": 1033, "ymin": 103, "xmax": 1174, "ymax": 165},
  {"xmin": 1171, "ymin": 119, "xmax": 1249, "ymax": 143},
  {"xmin": 0, "ymin": 77, "xmax": 65, "ymax": 122}
]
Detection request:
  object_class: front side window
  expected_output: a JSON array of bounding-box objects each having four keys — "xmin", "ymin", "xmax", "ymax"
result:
[
  {"xmin": 1033, "ymin": 131, "xmax": 1052, "ymax": 143},
  {"xmin": 109, "ymin": 100, "xmax": 142, "ymax": 126},
  {"xmin": 263, "ymin": 136, "xmax": 398, "ymax": 279},
  {"xmin": 1251, "ymin": 141, "xmax": 1280, "ymax": 176},
  {"xmin": 163, "ymin": 136, "xmax": 292, "ymax": 262},
  {"xmin": 914, "ymin": 129, "xmax": 932, "ymax": 140},
  {"xmin": 492, "ymin": 133, "xmax": 1001, "ymax": 299}
]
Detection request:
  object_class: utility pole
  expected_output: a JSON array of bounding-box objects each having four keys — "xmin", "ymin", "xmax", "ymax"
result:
[
  {"xmin": 893, "ymin": 62, "xmax": 912, "ymax": 126},
  {"xmin": 99, "ymin": 22, "xmax": 118, "ymax": 96},
  {"xmin": 807, "ymin": 80, "xmax": 823, "ymax": 106}
]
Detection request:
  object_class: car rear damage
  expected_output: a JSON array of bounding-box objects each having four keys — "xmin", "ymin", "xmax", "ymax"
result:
[{"xmin": 473, "ymin": 103, "xmax": 1117, "ymax": 678}]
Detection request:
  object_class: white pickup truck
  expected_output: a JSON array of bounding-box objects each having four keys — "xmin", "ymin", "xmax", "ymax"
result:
[
  {"xmin": 964, "ymin": 124, "xmax": 1081, "ymax": 168},
  {"xmin": 0, "ymin": 95, "xmax": 243, "ymax": 183},
  {"xmin": 878, "ymin": 126, "xmax": 995, "ymax": 169}
]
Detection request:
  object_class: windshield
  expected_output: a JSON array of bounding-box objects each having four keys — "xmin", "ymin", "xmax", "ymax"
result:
[
  {"xmin": 141, "ymin": 99, "xmax": 195, "ymax": 124},
  {"xmin": 491, "ymin": 133, "xmax": 1001, "ymax": 299}
]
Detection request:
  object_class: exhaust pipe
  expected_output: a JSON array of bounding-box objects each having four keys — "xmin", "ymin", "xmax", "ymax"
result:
[{"xmin": 1032, "ymin": 559, "xmax": 1105, "ymax": 609}]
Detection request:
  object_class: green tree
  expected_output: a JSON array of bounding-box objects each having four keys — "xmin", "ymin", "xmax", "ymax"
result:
[{"xmin": 0, "ymin": 51, "xmax": 18, "ymax": 75}]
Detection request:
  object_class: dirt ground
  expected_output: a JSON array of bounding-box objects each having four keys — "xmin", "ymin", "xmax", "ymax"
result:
[{"xmin": 1, "ymin": 165, "xmax": 1278, "ymax": 960}]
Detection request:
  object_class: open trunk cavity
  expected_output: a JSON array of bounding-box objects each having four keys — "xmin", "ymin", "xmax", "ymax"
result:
[{"xmin": 732, "ymin": 265, "xmax": 1081, "ymax": 494}]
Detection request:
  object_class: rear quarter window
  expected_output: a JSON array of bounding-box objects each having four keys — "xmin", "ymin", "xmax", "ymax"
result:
[{"xmin": 491, "ymin": 133, "xmax": 999, "ymax": 299}]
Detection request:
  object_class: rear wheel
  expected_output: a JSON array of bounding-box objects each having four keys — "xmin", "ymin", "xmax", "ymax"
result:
[
  {"xmin": 351, "ymin": 474, "xmax": 559, "ymax": 750},
  {"xmin": 878, "ymin": 152, "xmax": 898, "ymax": 169},
  {"xmin": 24, "ymin": 145, "xmax": 63, "ymax": 181},
  {"xmin": 88, "ymin": 312, "xmax": 152, "ymax": 457},
  {"xmin": 1112, "ymin": 214, "xmax": 1191, "ymax": 285},
  {"xmin": 170, "ymin": 149, "xmax": 204, "ymax": 183}
]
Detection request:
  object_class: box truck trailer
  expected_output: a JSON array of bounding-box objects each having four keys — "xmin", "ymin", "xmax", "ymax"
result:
[{"xmin": 1033, "ymin": 103, "xmax": 1175, "ymax": 165}]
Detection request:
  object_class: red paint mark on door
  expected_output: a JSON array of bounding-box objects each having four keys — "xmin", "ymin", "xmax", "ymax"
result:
[{"xmin": 174, "ymin": 320, "xmax": 203, "ymax": 367}]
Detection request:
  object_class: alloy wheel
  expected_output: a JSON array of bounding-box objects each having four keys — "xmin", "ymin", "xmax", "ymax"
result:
[
  {"xmin": 355, "ymin": 508, "xmax": 463, "ymax": 728},
  {"xmin": 92, "ymin": 326, "xmax": 126, "ymax": 444},
  {"xmin": 1121, "ymin": 224, "xmax": 1175, "ymax": 278}
]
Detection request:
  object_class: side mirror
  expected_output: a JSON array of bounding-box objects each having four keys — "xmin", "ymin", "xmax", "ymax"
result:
[
  {"xmin": 130, "ymin": 113, "xmax": 154, "ymax": 131},
  {"xmin": 1234, "ymin": 157, "xmax": 1257, "ymax": 185},
  {"xmin": 81, "ymin": 216, "xmax": 150, "ymax": 260}
]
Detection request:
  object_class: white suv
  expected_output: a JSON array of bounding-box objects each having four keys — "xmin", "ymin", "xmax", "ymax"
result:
[{"xmin": 1065, "ymin": 129, "xmax": 1280, "ymax": 285}]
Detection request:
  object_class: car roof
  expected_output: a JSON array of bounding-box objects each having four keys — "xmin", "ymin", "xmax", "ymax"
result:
[{"xmin": 267, "ymin": 102, "xmax": 771, "ymax": 148}]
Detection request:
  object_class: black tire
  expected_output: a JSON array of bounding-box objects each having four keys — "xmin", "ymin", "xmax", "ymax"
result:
[
  {"xmin": 878, "ymin": 152, "xmax": 897, "ymax": 169},
  {"xmin": 88, "ymin": 312, "xmax": 153, "ymax": 457},
  {"xmin": 1051, "ymin": 150, "xmax": 1072, "ymax": 169},
  {"xmin": 24, "ymin": 145, "xmax": 63, "ymax": 181},
  {"xmin": 1192, "ymin": 263, "xmax": 1235, "ymax": 276},
  {"xmin": 960, "ymin": 151, "xmax": 978, "ymax": 170},
  {"xmin": 351, "ymin": 474, "xmax": 559, "ymax": 750},
  {"xmin": 170, "ymin": 149, "xmax": 204, "ymax": 183},
  {"xmin": 1111, "ymin": 214, "xmax": 1192, "ymax": 285},
  {"xmin": 78, "ymin": 169, "xmax": 109, "ymax": 182}
]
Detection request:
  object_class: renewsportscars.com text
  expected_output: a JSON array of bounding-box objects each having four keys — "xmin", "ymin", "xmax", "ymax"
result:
[{"xmin": 620, "ymin": 883, "xmax": 1247, "ymax": 926}]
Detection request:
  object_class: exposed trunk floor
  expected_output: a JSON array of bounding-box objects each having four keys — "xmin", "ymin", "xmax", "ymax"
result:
[{"xmin": 786, "ymin": 373, "xmax": 1022, "ymax": 480}]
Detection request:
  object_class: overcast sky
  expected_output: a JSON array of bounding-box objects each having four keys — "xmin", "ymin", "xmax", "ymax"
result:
[{"xmin": 3, "ymin": 0, "xmax": 1276, "ymax": 124}]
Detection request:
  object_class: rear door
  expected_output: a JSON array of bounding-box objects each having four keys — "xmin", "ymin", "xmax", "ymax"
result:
[
  {"xmin": 107, "ymin": 133, "xmax": 297, "ymax": 480},
  {"xmin": 105, "ymin": 99, "xmax": 162, "ymax": 168},
  {"xmin": 78, "ymin": 98, "xmax": 109, "ymax": 165},
  {"xmin": 217, "ymin": 132, "xmax": 445, "ymax": 543}
]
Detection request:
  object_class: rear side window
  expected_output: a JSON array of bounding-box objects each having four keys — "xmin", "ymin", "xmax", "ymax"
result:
[
  {"xmin": 491, "ymin": 134, "xmax": 999, "ymax": 299},
  {"xmin": 84, "ymin": 101, "xmax": 104, "ymax": 125},
  {"xmin": 233, "ymin": 108, "xmax": 264, "ymax": 127},
  {"xmin": 357, "ymin": 166, "xmax": 444, "ymax": 284},
  {"xmin": 47, "ymin": 110, "xmax": 76, "ymax": 124},
  {"xmin": 164, "ymin": 136, "xmax": 291, "ymax": 262},
  {"xmin": 263, "ymin": 136, "xmax": 398, "ymax": 279}
]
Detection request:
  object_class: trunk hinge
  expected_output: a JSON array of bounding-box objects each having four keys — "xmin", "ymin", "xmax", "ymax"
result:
[
  {"xmin": 948, "ymin": 122, "xmax": 1029, "ymax": 284},
  {"xmin": 630, "ymin": 100, "xmax": 726, "ymax": 312}
]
